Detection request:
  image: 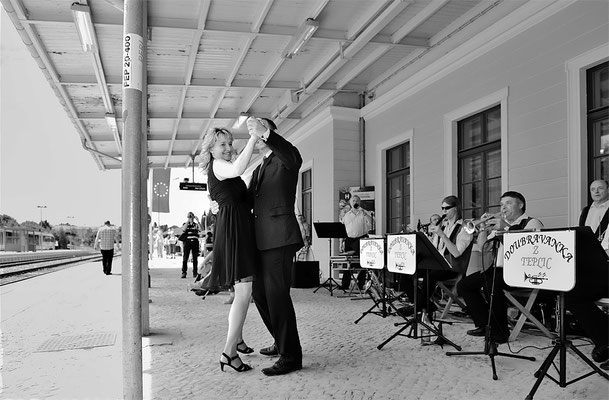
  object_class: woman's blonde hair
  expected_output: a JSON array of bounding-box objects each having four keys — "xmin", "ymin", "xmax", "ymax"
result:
[{"xmin": 199, "ymin": 128, "xmax": 236, "ymax": 174}]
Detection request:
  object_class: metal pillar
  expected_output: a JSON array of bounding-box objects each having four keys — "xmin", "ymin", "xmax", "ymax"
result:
[
  {"xmin": 122, "ymin": 0, "xmax": 145, "ymax": 398},
  {"xmin": 140, "ymin": 0, "xmax": 150, "ymax": 337}
]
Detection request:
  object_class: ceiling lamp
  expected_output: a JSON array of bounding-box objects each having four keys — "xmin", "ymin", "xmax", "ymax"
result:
[
  {"xmin": 71, "ymin": 3, "xmax": 97, "ymax": 52},
  {"xmin": 283, "ymin": 18, "xmax": 319, "ymax": 59}
]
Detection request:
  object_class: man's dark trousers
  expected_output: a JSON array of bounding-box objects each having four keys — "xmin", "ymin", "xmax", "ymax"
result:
[
  {"xmin": 253, "ymin": 244, "xmax": 302, "ymax": 362},
  {"xmin": 101, "ymin": 249, "xmax": 114, "ymax": 274}
]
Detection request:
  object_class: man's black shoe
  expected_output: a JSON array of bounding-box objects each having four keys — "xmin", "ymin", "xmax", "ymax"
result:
[
  {"xmin": 592, "ymin": 344, "xmax": 609, "ymax": 363},
  {"xmin": 467, "ymin": 327, "xmax": 486, "ymax": 337},
  {"xmin": 259, "ymin": 344, "xmax": 278, "ymax": 356},
  {"xmin": 261, "ymin": 358, "xmax": 302, "ymax": 376},
  {"xmin": 600, "ymin": 360, "xmax": 609, "ymax": 371}
]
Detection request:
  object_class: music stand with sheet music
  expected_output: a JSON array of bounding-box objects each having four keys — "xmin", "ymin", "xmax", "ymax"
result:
[
  {"xmin": 313, "ymin": 222, "xmax": 348, "ymax": 296},
  {"xmin": 377, "ymin": 232, "xmax": 461, "ymax": 351},
  {"xmin": 521, "ymin": 227, "xmax": 609, "ymax": 399}
]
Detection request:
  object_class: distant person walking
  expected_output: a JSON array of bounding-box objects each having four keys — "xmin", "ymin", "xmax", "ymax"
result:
[{"xmin": 94, "ymin": 221, "xmax": 118, "ymax": 275}]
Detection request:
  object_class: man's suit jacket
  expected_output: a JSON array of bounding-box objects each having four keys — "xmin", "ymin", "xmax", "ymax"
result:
[
  {"xmin": 579, "ymin": 204, "xmax": 609, "ymax": 240},
  {"xmin": 249, "ymin": 130, "xmax": 304, "ymax": 251}
]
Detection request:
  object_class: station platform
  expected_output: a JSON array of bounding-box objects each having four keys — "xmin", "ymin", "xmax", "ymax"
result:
[{"xmin": 1, "ymin": 257, "xmax": 607, "ymax": 399}]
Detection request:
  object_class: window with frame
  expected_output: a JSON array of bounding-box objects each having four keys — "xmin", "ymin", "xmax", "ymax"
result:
[
  {"xmin": 300, "ymin": 169, "xmax": 312, "ymax": 242},
  {"xmin": 587, "ymin": 61, "xmax": 609, "ymax": 186},
  {"xmin": 458, "ymin": 105, "xmax": 501, "ymax": 219},
  {"xmin": 386, "ymin": 142, "xmax": 410, "ymax": 233}
]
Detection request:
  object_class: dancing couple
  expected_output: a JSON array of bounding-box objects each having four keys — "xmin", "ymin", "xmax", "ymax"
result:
[{"xmin": 200, "ymin": 117, "xmax": 304, "ymax": 376}]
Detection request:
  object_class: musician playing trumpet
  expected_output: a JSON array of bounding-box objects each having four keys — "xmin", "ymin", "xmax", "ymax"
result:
[
  {"xmin": 403, "ymin": 196, "xmax": 474, "ymax": 316},
  {"xmin": 457, "ymin": 191, "xmax": 543, "ymax": 344}
]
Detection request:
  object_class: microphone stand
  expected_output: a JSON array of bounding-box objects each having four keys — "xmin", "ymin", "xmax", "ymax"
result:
[{"xmin": 446, "ymin": 237, "xmax": 535, "ymax": 380}]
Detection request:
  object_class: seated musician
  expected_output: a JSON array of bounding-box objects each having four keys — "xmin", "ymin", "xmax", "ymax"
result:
[
  {"xmin": 403, "ymin": 195, "xmax": 474, "ymax": 315},
  {"xmin": 457, "ymin": 191, "xmax": 543, "ymax": 344},
  {"xmin": 570, "ymin": 179, "xmax": 609, "ymax": 369}
]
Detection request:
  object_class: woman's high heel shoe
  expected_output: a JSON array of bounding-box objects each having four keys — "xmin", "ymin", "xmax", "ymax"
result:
[
  {"xmin": 236, "ymin": 340, "xmax": 254, "ymax": 354},
  {"xmin": 219, "ymin": 353, "xmax": 252, "ymax": 372}
]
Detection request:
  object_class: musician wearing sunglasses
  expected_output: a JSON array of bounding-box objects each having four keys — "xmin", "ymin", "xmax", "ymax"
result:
[
  {"xmin": 457, "ymin": 191, "xmax": 543, "ymax": 344},
  {"xmin": 403, "ymin": 196, "xmax": 474, "ymax": 316}
]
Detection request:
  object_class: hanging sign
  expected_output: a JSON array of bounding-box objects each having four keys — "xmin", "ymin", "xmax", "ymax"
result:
[
  {"xmin": 360, "ymin": 238, "xmax": 385, "ymax": 270},
  {"xmin": 123, "ymin": 33, "xmax": 144, "ymax": 91},
  {"xmin": 503, "ymin": 230, "xmax": 576, "ymax": 292},
  {"xmin": 386, "ymin": 234, "xmax": 416, "ymax": 275}
]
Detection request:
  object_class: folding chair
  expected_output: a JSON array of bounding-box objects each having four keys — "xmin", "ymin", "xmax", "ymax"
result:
[
  {"xmin": 504, "ymin": 288, "xmax": 555, "ymax": 341},
  {"xmin": 436, "ymin": 273, "xmax": 467, "ymax": 319}
]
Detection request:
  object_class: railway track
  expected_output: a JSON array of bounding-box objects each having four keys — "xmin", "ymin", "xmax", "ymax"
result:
[{"xmin": 0, "ymin": 250, "xmax": 105, "ymax": 285}]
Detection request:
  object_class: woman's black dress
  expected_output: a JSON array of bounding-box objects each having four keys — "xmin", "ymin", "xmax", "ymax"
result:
[{"xmin": 206, "ymin": 159, "xmax": 256, "ymax": 288}]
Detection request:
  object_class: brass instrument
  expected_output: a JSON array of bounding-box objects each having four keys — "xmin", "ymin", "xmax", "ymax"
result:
[
  {"xmin": 463, "ymin": 212, "xmax": 504, "ymax": 234},
  {"xmin": 418, "ymin": 214, "xmax": 445, "ymax": 234}
]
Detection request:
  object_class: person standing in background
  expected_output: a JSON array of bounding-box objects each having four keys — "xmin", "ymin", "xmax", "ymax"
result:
[
  {"xmin": 181, "ymin": 212, "xmax": 202, "ymax": 279},
  {"xmin": 94, "ymin": 220, "xmax": 118, "ymax": 275},
  {"xmin": 571, "ymin": 179, "xmax": 609, "ymax": 369}
]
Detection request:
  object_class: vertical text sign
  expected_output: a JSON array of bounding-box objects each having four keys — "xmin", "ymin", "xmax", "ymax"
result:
[
  {"xmin": 360, "ymin": 238, "xmax": 385, "ymax": 270},
  {"xmin": 123, "ymin": 33, "xmax": 144, "ymax": 91},
  {"xmin": 386, "ymin": 234, "xmax": 416, "ymax": 275},
  {"xmin": 503, "ymin": 230, "xmax": 576, "ymax": 292}
]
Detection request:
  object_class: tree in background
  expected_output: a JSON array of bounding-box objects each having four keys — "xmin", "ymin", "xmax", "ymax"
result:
[{"xmin": 0, "ymin": 214, "xmax": 19, "ymax": 227}]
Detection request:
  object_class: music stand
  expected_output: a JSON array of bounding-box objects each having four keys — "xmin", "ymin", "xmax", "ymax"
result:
[
  {"xmin": 354, "ymin": 238, "xmax": 401, "ymax": 323},
  {"xmin": 446, "ymin": 235, "xmax": 535, "ymax": 380},
  {"xmin": 313, "ymin": 222, "xmax": 348, "ymax": 296},
  {"xmin": 377, "ymin": 232, "xmax": 461, "ymax": 351},
  {"xmin": 525, "ymin": 227, "xmax": 609, "ymax": 399}
]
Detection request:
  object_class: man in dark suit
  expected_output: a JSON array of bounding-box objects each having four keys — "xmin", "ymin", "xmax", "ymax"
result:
[
  {"xmin": 571, "ymin": 179, "xmax": 609, "ymax": 369},
  {"xmin": 247, "ymin": 117, "xmax": 304, "ymax": 376}
]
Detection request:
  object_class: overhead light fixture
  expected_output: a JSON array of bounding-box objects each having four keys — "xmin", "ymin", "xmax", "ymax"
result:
[
  {"xmin": 72, "ymin": 3, "xmax": 113, "ymax": 112},
  {"xmin": 105, "ymin": 113, "xmax": 122, "ymax": 154},
  {"xmin": 283, "ymin": 18, "xmax": 319, "ymax": 59},
  {"xmin": 71, "ymin": 3, "xmax": 97, "ymax": 53},
  {"xmin": 232, "ymin": 113, "xmax": 249, "ymax": 129}
]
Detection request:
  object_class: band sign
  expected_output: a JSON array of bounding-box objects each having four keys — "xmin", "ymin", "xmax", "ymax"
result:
[
  {"xmin": 123, "ymin": 33, "xmax": 144, "ymax": 91},
  {"xmin": 386, "ymin": 234, "xmax": 416, "ymax": 275},
  {"xmin": 503, "ymin": 230, "xmax": 575, "ymax": 291},
  {"xmin": 179, "ymin": 182, "xmax": 207, "ymax": 191},
  {"xmin": 359, "ymin": 238, "xmax": 384, "ymax": 270}
]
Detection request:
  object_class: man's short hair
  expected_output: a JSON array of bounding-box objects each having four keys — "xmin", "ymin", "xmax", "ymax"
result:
[
  {"xmin": 261, "ymin": 118, "xmax": 277, "ymax": 131},
  {"xmin": 501, "ymin": 191, "xmax": 526, "ymax": 212},
  {"xmin": 104, "ymin": 220, "xmax": 111, "ymax": 225}
]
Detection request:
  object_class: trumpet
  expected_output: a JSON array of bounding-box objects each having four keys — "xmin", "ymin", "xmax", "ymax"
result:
[{"xmin": 463, "ymin": 212, "xmax": 504, "ymax": 234}]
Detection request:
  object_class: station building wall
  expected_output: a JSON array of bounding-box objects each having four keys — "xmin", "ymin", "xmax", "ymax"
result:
[
  {"xmin": 361, "ymin": 0, "xmax": 608, "ymax": 233},
  {"xmin": 291, "ymin": 0, "xmax": 608, "ymax": 277}
]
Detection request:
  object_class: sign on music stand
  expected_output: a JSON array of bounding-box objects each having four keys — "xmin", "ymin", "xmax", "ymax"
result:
[
  {"xmin": 354, "ymin": 238, "xmax": 400, "ymax": 323},
  {"xmin": 503, "ymin": 230, "xmax": 575, "ymax": 292},
  {"xmin": 312, "ymin": 222, "xmax": 348, "ymax": 296},
  {"xmin": 503, "ymin": 227, "xmax": 609, "ymax": 399},
  {"xmin": 377, "ymin": 232, "xmax": 461, "ymax": 351}
]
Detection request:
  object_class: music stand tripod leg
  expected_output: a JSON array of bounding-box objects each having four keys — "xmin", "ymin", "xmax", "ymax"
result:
[
  {"xmin": 525, "ymin": 293, "xmax": 608, "ymax": 400},
  {"xmin": 313, "ymin": 238, "xmax": 345, "ymax": 296},
  {"xmin": 446, "ymin": 240, "xmax": 534, "ymax": 380}
]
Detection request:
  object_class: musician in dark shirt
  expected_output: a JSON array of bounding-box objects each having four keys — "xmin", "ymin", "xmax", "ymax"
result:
[{"xmin": 571, "ymin": 180, "xmax": 609, "ymax": 369}]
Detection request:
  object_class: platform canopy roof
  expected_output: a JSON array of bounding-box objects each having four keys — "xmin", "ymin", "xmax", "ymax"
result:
[{"xmin": 2, "ymin": 0, "xmax": 531, "ymax": 170}]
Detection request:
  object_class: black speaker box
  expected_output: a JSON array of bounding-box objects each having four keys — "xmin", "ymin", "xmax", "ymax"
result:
[{"xmin": 291, "ymin": 261, "xmax": 319, "ymax": 288}]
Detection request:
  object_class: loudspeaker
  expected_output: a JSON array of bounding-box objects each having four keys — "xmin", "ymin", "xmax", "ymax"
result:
[{"xmin": 291, "ymin": 261, "xmax": 319, "ymax": 288}]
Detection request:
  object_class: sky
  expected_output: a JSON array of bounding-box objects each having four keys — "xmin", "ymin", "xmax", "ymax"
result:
[{"xmin": 0, "ymin": 11, "xmax": 209, "ymax": 229}]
